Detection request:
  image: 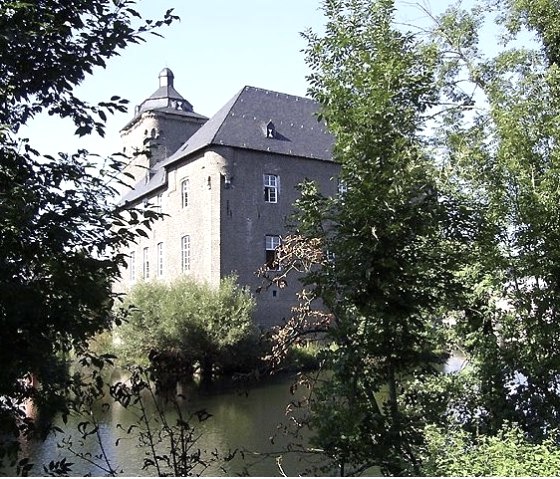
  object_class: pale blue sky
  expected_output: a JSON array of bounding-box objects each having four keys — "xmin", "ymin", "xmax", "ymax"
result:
[{"xmin": 20, "ymin": 0, "xmax": 476, "ymax": 157}]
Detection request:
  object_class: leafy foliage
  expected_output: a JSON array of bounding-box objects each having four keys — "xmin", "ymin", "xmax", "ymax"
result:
[
  {"xmin": 0, "ymin": 0, "xmax": 177, "ymax": 465},
  {"xmin": 270, "ymin": 0, "xmax": 472, "ymax": 475},
  {"xmin": 428, "ymin": 0, "xmax": 560, "ymax": 439},
  {"xmin": 116, "ymin": 276, "xmax": 259, "ymax": 381},
  {"xmin": 421, "ymin": 423, "xmax": 560, "ymax": 476},
  {"xmin": 0, "ymin": 0, "xmax": 177, "ymax": 135},
  {"xmin": 265, "ymin": 0, "xmax": 560, "ymax": 475}
]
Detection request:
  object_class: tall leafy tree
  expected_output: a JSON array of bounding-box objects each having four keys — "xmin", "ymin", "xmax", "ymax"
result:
[
  {"xmin": 281, "ymin": 0, "xmax": 471, "ymax": 474},
  {"xmin": 0, "ymin": 0, "xmax": 176, "ymax": 453},
  {"xmin": 430, "ymin": 0, "xmax": 560, "ymax": 438},
  {"xmin": 266, "ymin": 0, "xmax": 560, "ymax": 475}
]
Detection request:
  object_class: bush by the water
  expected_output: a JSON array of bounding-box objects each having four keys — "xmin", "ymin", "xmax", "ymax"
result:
[
  {"xmin": 420, "ymin": 423, "xmax": 560, "ymax": 476},
  {"xmin": 115, "ymin": 276, "xmax": 259, "ymax": 381}
]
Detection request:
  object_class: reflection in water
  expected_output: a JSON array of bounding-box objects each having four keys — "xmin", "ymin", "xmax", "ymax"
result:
[
  {"xmin": 25, "ymin": 374, "xmax": 321, "ymax": 477},
  {"xmin": 20, "ymin": 352, "xmax": 467, "ymax": 476}
]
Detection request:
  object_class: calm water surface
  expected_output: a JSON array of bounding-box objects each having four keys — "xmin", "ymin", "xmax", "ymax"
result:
[
  {"xmin": 24, "ymin": 373, "xmax": 323, "ymax": 477},
  {"xmin": 21, "ymin": 351, "xmax": 466, "ymax": 476}
]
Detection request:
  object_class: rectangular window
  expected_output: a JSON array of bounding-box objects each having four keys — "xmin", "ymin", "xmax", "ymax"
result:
[
  {"xmin": 181, "ymin": 235, "xmax": 191, "ymax": 272},
  {"xmin": 337, "ymin": 178, "xmax": 348, "ymax": 195},
  {"xmin": 143, "ymin": 247, "xmax": 150, "ymax": 279},
  {"xmin": 181, "ymin": 179, "xmax": 189, "ymax": 208},
  {"xmin": 157, "ymin": 242, "xmax": 164, "ymax": 277},
  {"xmin": 265, "ymin": 235, "xmax": 281, "ymax": 269},
  {"xmin": 129, "ymin": 251, "xmax": 136, "ymax": 281},
  {"xmin": 264, "ymin": 174, "xmax": 278, "ymax": 203},
  {"xmin": 155, "ymin": 193, "xmax": 163, "ymax": 213}
]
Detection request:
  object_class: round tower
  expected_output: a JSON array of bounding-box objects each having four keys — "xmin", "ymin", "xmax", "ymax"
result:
[{"xmin": 117, "ymin": 69, "xmax": 208, "ymax": 199}]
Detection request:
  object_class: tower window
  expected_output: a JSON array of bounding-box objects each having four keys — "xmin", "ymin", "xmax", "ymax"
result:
[
  {"xmin": 265, "ymin": 235, "xmax": 281, "ymax": 270},
  {"xmin": 181, "ymin": 179, "xmax": 189, "ymax": 208},
  {"xmin": 264, "ymin": 174, "xmax": 278, "ymax": 203},
  {"xmin": 337, "ymin": 178, "xmax": 348, "ymax": 195},
  {"xmin": 129, "ymin": 251, "xmax": 136, "ymax": 281}
]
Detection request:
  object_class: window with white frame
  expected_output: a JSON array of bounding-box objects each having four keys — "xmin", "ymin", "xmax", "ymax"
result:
[
  {"xmin": 142, "ymin": 247, "xmax": 150, "ymax": 279},
  {"xmin": 129, "ymin": 251, "xmax": 136, "ymax": 281},
  {"xmin": 337, "ymin": 177, "xmax": 348, "ymax": 195},
  {"xmin": 181, "ymin": 179, "xmax": 189, "ymax": 208},
  {"xmin": 265, "ymin": 235, "xmax": 281, "ymax": 269},
  {"xmin": 155, "ymin": 193, "xmax": 163, "ymax": 213},
  {"xmin": 181, "ymin": 235, "xmax": 191, "ymax": 272},
  {"xmin": 157, "ymin": 242, "xmax": 164, "ymax": 277},
  {"xmin": 264, "ymin": 174, "xmax": 278, "ymax": 203}
]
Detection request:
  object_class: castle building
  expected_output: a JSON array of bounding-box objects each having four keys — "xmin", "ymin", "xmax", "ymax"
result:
[{"xmin": 115, "ymin": 69, "xmax": 337, "ymax": 328}]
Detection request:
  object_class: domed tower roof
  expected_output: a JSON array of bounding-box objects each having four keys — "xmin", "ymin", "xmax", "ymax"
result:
[
  {"xmin": 132, "ymin": 68, "xmax": 205, "ymax": 118},
  {"xmin": 158, "ymin": 67, "xmax": 174, "ymax": 86}
]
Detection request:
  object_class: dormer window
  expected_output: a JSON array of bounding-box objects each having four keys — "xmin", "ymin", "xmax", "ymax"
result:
[{"xmin": 266, "ymin": 121, "xmax": 275, "ymax": 139}]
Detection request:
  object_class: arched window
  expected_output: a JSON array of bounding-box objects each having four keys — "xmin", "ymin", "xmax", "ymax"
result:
[
  {"xmin": 181, "ymin": 235, "xmax": 191, "ymax": 272},
  {"xmin": 142, "ymin": 247, "xmax": 150, "ymax": 279},
  {"xmin": 157, "ymin": 242, "xmax": 164, "ymax": 277},
  {"xmin": 181, "ymin": 179, "xmax": 189, "ymax": 208}
]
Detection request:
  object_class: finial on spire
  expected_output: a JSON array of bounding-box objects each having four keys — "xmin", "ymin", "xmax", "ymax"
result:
[{"xmin": 159, "ymin": 67, "xmax": 174, "ymax": 87}]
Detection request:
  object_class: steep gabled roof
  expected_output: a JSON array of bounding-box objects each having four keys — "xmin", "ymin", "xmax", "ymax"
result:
[
  {"xmin": 163, "ymin": 86, "xmax": 333, "ymax": 167},
  {"xmin": 119, "ymin": 86, "xmax": 334, "ymax": 206}
]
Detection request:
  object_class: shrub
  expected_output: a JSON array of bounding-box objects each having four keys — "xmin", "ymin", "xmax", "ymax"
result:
[
  {"xmin": 420, "ymin": 423, "xmax": 560, "ymax": 476},
  {"xmin": 284, "ymin": 342, "xmax": 322, "ymax": 371},
  {"xmin": 115, "ymin": 275, "xmax": 258, "ymax": 382}
]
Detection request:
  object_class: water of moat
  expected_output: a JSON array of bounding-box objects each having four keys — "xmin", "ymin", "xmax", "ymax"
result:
[
  {"xmin": 21, "ymin": 354, "xmax": 466, "ymax": 477},
  {"xmin": 23, "ymin": 373, "xmax": 324, "ymax": 477}
]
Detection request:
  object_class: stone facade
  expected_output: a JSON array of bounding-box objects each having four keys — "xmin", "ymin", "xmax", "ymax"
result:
[{"xmin": 115, "ymin": 69, "xmax": 338, "ymax": 328}]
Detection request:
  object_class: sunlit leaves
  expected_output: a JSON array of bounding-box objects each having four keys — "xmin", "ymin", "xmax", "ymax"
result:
[{"xmin": 0, "ymin": 0, "xmax": 177, "ymax": 465}]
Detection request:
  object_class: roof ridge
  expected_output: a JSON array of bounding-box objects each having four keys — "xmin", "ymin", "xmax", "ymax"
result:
[{"xmin": 242, "ymin": 85, "xmax": 313, "ymax": 103}]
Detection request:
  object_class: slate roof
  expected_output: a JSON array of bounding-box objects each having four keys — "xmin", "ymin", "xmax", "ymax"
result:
[
  {"xmin": 163, "ymin": 86, "xmax": 333, "ymax": 166},
  {"xmin": 119, "ymin": 86, "xmax": 334, "ymax": 205},
  {"xmin": 119, "ymin": 166, "xmax": 167, "ymax": 205}
]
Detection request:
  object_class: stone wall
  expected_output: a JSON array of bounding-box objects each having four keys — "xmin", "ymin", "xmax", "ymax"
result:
[
  {"xmin": 115, "ymin": 110, "xmax": 206, "ymax": 200},
  {"xmin": 217, "ymin": 146, "xmax": 339, "ymax": 328},
  {"xmin": 114, "ymin": 145, "xmax": 339, "ymax": 329}
]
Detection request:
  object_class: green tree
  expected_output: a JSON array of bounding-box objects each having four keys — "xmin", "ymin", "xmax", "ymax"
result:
[
  {"xmin": 116, "ymin": 276, "xmax": 258, "ymax": 382},
  {"xmin": 0, "ymin": 0, "xmax": 176, "ymax": 456},
  {"xmin": 265, "ymin": 0, "xmax": 560, "ymax": 474},
  {"xmin": 428, "ymin": 0, "xmax": 560, "ymax": 439},
  {"xmin": 276, "ymin": 0, "xmax": 471, "ymax": 474}
]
